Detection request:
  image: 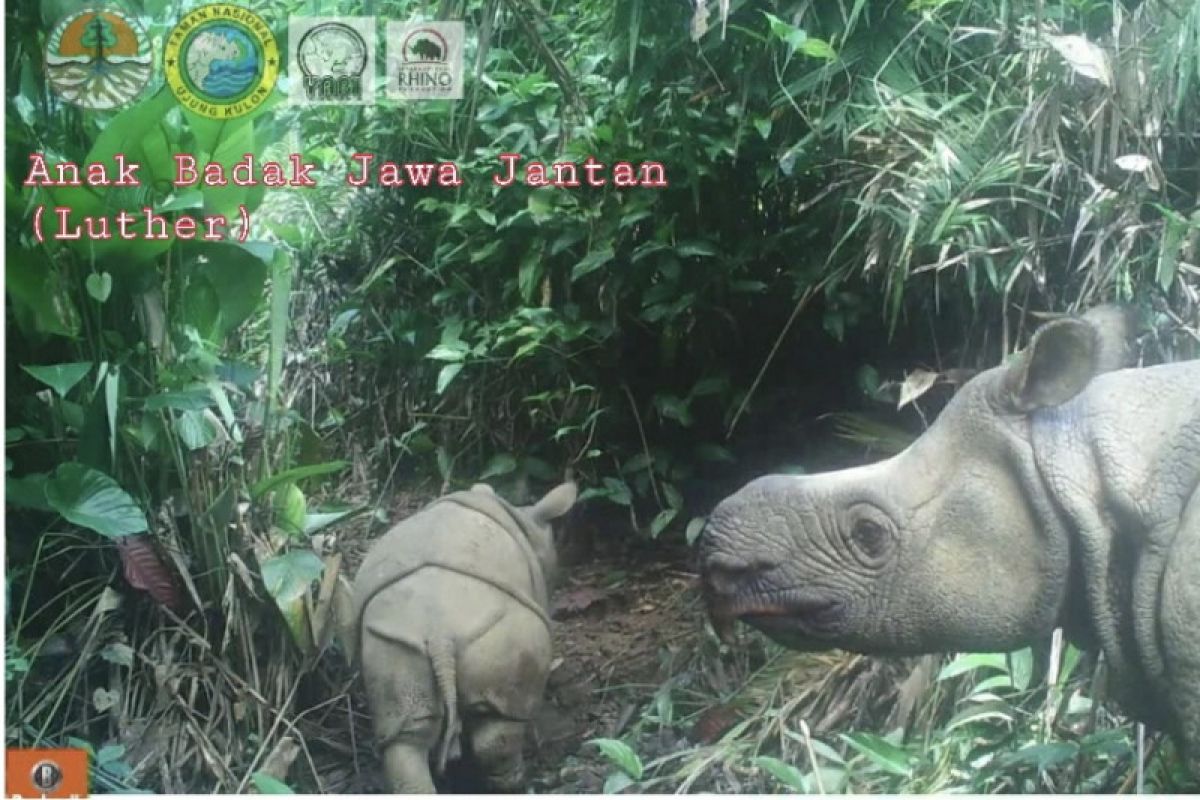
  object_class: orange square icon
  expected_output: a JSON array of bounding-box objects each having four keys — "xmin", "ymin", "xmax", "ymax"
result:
[{"xmin": 5, "ymin": 748, "xmax": 89, "ymax": 798}]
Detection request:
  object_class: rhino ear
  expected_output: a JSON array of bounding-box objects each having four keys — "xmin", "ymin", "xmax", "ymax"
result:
[
  {"xmin": 1004, "ymin": 305, "xmax": 1138, "ymax": 413},
  {"xmin": 531, "ymin": 482, "xmax": 578, "ymax": 525},
  {"xmin": 470, "ymin": 483, "xmax": 496, "ymax": 495}
]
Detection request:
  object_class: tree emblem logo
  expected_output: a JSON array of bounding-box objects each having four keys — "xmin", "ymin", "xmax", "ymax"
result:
[
  {"xmin": 44, "ymin": 8, "xmax": 153, "ymax": 110},
  {"xmin": 164, "ymin": 3, "xmax": 279, "ymax": 119}
]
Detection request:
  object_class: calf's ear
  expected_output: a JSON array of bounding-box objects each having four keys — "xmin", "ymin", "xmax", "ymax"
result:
[
  {"xmin": 1003, "ymin": 305, "xmax": 1136, "ymax": 413},
  {"xmin": 532, "ymin": 482, "xmax": 578, "ymax": 524}
]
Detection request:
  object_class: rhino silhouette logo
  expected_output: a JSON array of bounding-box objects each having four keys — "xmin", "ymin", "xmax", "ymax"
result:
[{"xmin": 408, "ymin": 36, "xmax": 444, "ymax": 61}]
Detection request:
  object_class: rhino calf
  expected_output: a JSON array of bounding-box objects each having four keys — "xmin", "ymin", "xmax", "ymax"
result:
[
  {"xmin": 344, "ymin": 481, "xmax": 577, "ymax": 792},
  {"xmin": 700, "ymin": 306, "xmax": 1200, "ymax": 774}
]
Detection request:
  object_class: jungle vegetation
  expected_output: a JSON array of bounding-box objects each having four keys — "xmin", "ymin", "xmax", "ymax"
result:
[{"xmin": 5, "ymin": 0, "xmax": 1199, "ymax": 792}]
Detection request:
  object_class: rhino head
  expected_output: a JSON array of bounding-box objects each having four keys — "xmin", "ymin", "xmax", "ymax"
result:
[{"xmin": 700, "ymin": 307, "xmax": 1137, "ymax": 656}]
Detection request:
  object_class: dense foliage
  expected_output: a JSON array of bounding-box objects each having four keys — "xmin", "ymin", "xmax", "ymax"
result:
[{"xmin": 6, "ymin": 0, "xmax": 1198, "ymax": 792}]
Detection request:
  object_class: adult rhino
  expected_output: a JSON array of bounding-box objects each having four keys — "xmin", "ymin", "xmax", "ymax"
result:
[{"xmin": 699, "ymin": 306, "xmax": 1199, "ymax": 774}]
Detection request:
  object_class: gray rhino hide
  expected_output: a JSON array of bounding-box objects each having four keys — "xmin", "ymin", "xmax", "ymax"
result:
[
  {"xmin": 344, "ymin": 484, "xmax": 571, "ymax": 792},
  {"xmin": 700, "ymin": 307, "xmax": 1200, "ymax": 774}
]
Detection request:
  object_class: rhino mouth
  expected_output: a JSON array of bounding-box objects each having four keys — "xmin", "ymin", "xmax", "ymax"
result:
[{"xmin": 707, "ymin": 590, "xmax": 846, "ymax": 642}]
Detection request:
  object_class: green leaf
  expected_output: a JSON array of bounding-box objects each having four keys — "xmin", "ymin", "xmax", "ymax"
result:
[
  {"xmin": 753, "ymin": 756, "xmax": 808, "ymax": 792},
  {"xmin": 6, "ymin": 248, "xmax": 81, "ymax": 337},
  {"xmin": 261, "ymin": 549, "xmax": 324, "ymax": 648},
  {"xmin": 588, "ymin": 738, "xmax": 643, "ymax": 779},
  {"xmin": 937, "ymin": 652, "xmax": 1009, "ymax": 681},
  {"xmin": 427, "ymin": 342, "xmax": 468, "ymax": 362},
  {"xmin": 945, "ymin": 699, "xmax": 1015, "ymax": 732},
  {"xmin": 174, "ymin": 409, "xmax": 217, "ymax": 451},
  {"xmin": 251, "ymin": 461, "xmax": 349, "ymax": 499},
  {"xmin": 274, "ymin": 484, "xmax": 307, "ymax": 536},
  {"xmin": 22, "ymin": 362, "xmax": 92, "ymax": 398},
  {"xmin": 839, "ymin": 732, "xmax": 913, "ymax": 777},
  {"xmin": 685, "ymin": 516, "xmax": 706, "ymax": 545},
  {"xmin": 44, "ymin": 463, "xmax": 148, "ymax": 538},
  {"xmin": 251, "ymin": 773, "xmax": 295, "ymax": 794},
  {"xmin": 303, "ymin": 507, "xmax": 364, "ymax": 535},
  {"xmin": 800, "ymin": 37, "xmax": 837, "ymax": 59},
  {"xmin": 143, "ymin": 388, "xmax": 215, "ymax": 411},
  {"xmin": 436, "ymin": 362, "xmax": 464, "ymax": 394},
  {"xmin": 181, "ymin": 242, "xmax": 272, "ymax": 338},
  {"xmin": 479, "ymin": 453, "xmax": 518, "ymax": 480},
  {"xmin": 474, "ymin": 208, "xmax": 497, "ymax": 226},
  {"xmin": 649, "ymin": 507, "xmax": 678, "ymax": 538},
  {"xmin": 86, "ymin": 272, "xmax": 113, "ymax": 303},
  {"xmin": 571, "ymin": 246, "xmax": 616, "ymax": 282},
  {"xmin": 7, "ymin": 473, "xmax": 52, "ymax": 512},
  {"xmin": 675, "ymin": 240, "xmax": 717, "ymax": 258}
]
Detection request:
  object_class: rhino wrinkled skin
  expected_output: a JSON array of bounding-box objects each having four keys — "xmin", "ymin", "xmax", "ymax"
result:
[
  {"xmin": 342, "ymin": 481, "xmax": 577, "ymax": 793},
  {"xmin": 700, "ymin": 306, "xmax": 1200, "ymax": 773}
]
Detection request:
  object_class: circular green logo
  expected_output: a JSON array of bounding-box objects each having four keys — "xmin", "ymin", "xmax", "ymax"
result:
[{"xmin": 165, "ymin": 4, "xmax": 278, "ymax": 119}]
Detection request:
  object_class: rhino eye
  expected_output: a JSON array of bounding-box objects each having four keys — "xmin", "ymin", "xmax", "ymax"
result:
[{"xmin": 850, "ymin": 518, "xmax": 888, "ymax": 560}]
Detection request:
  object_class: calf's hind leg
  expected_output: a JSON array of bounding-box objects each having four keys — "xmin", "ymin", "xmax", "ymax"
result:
[
  {"xmin": 380, "ymin": 737, "xmax": 436, "ymax": 794},
  {"xmin": 469, "ymin": 717, "xmax": 529, "ymax": 791}
]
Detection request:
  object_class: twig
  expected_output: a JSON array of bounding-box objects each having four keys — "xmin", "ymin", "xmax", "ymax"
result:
[{"xmin": 726, "ymin": 283, "xmax": 822, "ymax": 440}]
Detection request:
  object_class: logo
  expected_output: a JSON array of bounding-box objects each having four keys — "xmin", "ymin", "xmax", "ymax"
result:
[
  {"xmin": 32, "ymin": 760, "xmax": 64, "ymax": 792},
  {"xmin": 164, "ymin": 3, "xmax": 280, "ymax": 119},
  {"xmin": 44, "ymin": 8, "xmax": 152, "ymax": 110},
  {"xmin": 289, "ymin": 17, "xmax": 374, "ymax": 104},
  {"xmin": 386, "ymin": 21, "xmax": 463, "ymax": 101},
  {"xmin": 5, "ymin": 748, "xmax": 89, "ymax": 798}
]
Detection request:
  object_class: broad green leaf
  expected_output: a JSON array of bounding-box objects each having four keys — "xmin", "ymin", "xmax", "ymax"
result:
[
  {"xmin": 174, "ymin": 409, "xmax": 217, "ymax": 450},
  {"xmin": 945, "ymin": 699, "xmax": 1015, "ymax": 732},
  {"xmin": 251, "ymin": 461, "xmax": 349, "ymax": 499},
  {"xmin": 6, "ymin": 250, "xmax": 81, "ymax": 338},
  {"xmin": 839, "ymin": 732, "xmax": 913, "ymax": 777},
  {"xmin": 436, "ymin": 362, "xmax": 464, "ymax": 394},
  {"xmin": 274, "ymin": 484, "xmax": 307, "ymax": 536},
  {"xmin": 685, "ymin": 516, "xmax": 707, "ymax": 545},
  {"xmin": 588, "ymin": 738, "xmax": 643, "ymax": 779},
  {"xmin": 261, "ymin": 549, "xmax": 324, "ymax": 648},
  {"xmin": 937, "ymin": 652, "xmax": 1008, "ymax": 681},
  {"xmin": 801, "ymin": 38, "xmax": 837, "ymax": 59},
  {"xmin": 675, "ymin": 240, "xmax": 717, "ymax": 258},
  {"xmin": 22, "ymin": 362, "xmax": 92, "ymax": 398},
  {"xmin": 427, "ymin": 343, "xmax": 468, "ymax": 362},
  {"xmin": 7, "ymin": 473, "xmax": 52, "ymax": 512},
  {"xmin": 479, "ymin": 453, "xmax": 518, "ymax": 480},
  {"xmin": 181, "ymin": 242, "xmax": 272, "ymax": 338},
  {"xmin": 753, "ymin": 756, "xmax": 808, "ymax": 792},
  {"xmin": 44, "ymin": 463, "xmax": 148, "ymax": 538},
  {"xmin": 649, "ymin": 507, "xmax": 678, "ymax": 538},
  {"xmin": 571, "ymin": 246, "xmax": 615, "ymax": 282},
  {"xmin": 86, "ymin": 272, "xmax": 113, "ymax": 303},
  {"xmin": 143, "ymin": 388, "xmax": 214, "ymax": 412},
  {"xmin": 251, "ymin": 773, "xmax": 295, "ymax": 794}
]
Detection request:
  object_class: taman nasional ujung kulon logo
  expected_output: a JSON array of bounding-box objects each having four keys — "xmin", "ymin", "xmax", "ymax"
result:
[
  {"xmin": 164, "ymin": 3, "xmax": 279, "ymax": 119},
  {"xmin": 387, "ymin": 20, "xmax": 463, "ymax": 101},
  {"xmin": 289, "ymin": 17, "xmax": 374, "ymax": 105},
  {"xmin": 44, "ymin": 8, "xmax": 153, "ymax": 110}
]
